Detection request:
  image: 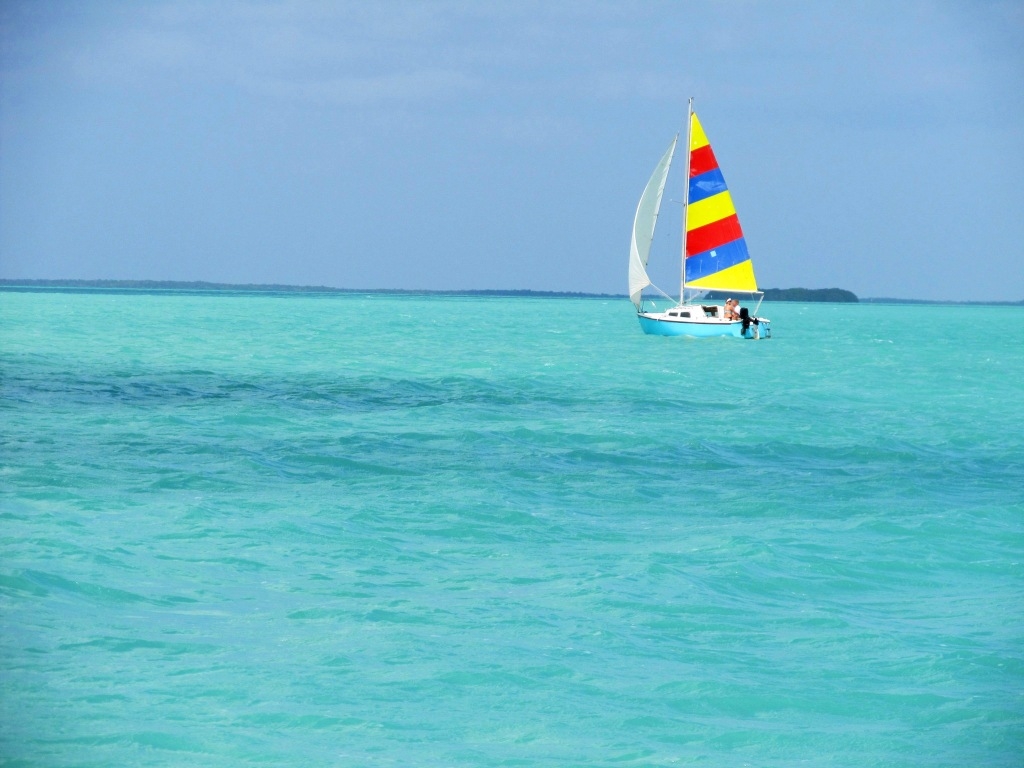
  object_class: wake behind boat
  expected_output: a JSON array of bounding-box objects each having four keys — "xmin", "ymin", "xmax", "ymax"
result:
[{"xmin": 628, "ymin": 99, "xmax": 771, "ymax": 339}]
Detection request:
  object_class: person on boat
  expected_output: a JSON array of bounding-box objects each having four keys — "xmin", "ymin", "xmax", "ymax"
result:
[{"xmin": 724, "ymin": 298, "xmax": 739, "ymax": 320}]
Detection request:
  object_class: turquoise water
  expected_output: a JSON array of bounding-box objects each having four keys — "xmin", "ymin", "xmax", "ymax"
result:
[{"xmin": 1, "ymin": 291, "xmax": 1021, "ymax": 766}]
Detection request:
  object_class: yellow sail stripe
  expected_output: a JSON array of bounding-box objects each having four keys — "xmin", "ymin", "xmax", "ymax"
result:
[
  {"xmin": 686, "ymin": 191, "xmax": 735, "ymax": 232},
  {"xmin": 686, "ymin": 258, "xmax": 758, "ymax": 292},
  {"xmin": 690, "ymin": 113, "xmax": 709, "ymax": 151}
]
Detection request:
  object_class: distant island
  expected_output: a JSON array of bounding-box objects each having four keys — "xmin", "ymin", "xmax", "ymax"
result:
[
  {"xmin": 1, "ymin": 279, "xmax": 1020, "ymax": 305},
  {"xmin": 685, "ymin": 287, "xmax": 858, "ymax": 303},
  {"xmin": 0, "ymin": 279, "xmax": 616, "ymax": 299},
  {"xmin": 761, "ymin": 287, "xmax": 857, "ymax": 302},
  {"xmin": 0, "ymin": 279, "xmax": 857, "ymax": 301}
]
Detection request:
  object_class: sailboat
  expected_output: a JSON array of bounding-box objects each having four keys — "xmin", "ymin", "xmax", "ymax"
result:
[{"xmin": 628, "ymin": 99, "xmax": 770, "ymax": 338}]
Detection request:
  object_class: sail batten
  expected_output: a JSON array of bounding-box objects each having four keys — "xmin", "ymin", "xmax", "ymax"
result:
[{"xmin": 688, "ymin": 168, "xmax": 728, "ymax": 203}]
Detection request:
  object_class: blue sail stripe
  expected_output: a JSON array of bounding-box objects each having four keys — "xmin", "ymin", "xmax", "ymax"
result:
[
  {"xmin": 685, "ymin": 237, "xmax": 750, "ymax": 281},
  {"xmin": 688, "ymin": 169, "xmax": 728, "ymax": 204}
]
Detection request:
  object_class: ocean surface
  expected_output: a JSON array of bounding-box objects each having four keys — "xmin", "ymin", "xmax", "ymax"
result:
[{"xmin": 1, "ymin": 290, "xmax": 1021, "ymax": 767}]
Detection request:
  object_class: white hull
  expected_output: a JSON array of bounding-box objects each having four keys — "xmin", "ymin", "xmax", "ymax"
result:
[{"xmin": 637, "ymin": 305, "xmax": 770, "ymax": 338}]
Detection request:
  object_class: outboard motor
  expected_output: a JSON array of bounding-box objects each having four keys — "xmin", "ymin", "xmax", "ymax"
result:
[{"xmin": 739, "ymin": 307, "xmax": 757, "ymax": 336}]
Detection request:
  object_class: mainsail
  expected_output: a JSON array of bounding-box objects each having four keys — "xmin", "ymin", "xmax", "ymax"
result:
[
  {"xmin": 684, "ymin": 113, "xmax": 758, "ymax": 292},
  {"xmin": 628, "ymin": 137, "xmax": 676, "ymax": 309}
]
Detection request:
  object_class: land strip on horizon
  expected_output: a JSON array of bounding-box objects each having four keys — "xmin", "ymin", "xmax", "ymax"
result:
[{"xmin": 2, "ymin": 279, "xmax": 1022, "ymax": 305}]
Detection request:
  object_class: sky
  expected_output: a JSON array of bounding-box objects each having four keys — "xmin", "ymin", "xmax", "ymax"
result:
[{"xmin": 1, "ymin": 1, "xmax": 1022, "ymax": 301}]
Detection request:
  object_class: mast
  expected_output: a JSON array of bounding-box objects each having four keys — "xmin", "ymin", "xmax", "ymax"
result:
[{"xmin": 679, "ymin": 97, "xmax": 693, "ymax": 304}]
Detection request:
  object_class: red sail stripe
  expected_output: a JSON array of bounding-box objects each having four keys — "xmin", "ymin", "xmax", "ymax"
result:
[
  {"xmin": 689, "ymin": 144, "xmax": 718, "ymax": 177},
  {"xmin": 686, "ymin": 213, "xmax": 743, "ymax": 257}
]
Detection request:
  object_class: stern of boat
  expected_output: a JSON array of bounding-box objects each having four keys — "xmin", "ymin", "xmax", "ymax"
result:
[{"xmin": 742, "ymin": 317, "xmax": 771, "ymax": 339}]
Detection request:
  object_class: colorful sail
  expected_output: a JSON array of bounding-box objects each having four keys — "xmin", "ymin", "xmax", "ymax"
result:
[{"xmin": 684, "ymin": 113, "xmax": 757, "ymax": 292}]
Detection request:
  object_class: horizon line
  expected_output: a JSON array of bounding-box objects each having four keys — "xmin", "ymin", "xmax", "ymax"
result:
[{"xmin": 1, "ymin": 279, "xmax": 1021, "ymax": 306}]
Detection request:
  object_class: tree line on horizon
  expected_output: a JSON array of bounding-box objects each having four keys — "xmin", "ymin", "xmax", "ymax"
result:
[
  {"xmin": 0, "ymin": 279, "xmax": 858, "ymax": 302},
  {"xmin": 760, "ymin": 287, "xmax": 858, "ymax": 302},
  {"xmin": 3, "ymin": 279, "xmax": 1021, "ymax": 304}
]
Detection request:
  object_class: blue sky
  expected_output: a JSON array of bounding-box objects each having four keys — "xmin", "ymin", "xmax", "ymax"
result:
[{"xmin": 1, "ymin": 1, "xmax": 1021, "ymax": 300}]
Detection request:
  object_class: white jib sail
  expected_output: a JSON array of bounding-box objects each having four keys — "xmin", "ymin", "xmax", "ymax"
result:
[{"xmin": 628, "ymin": 136, "xmax": 677, "ymax": 310}]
